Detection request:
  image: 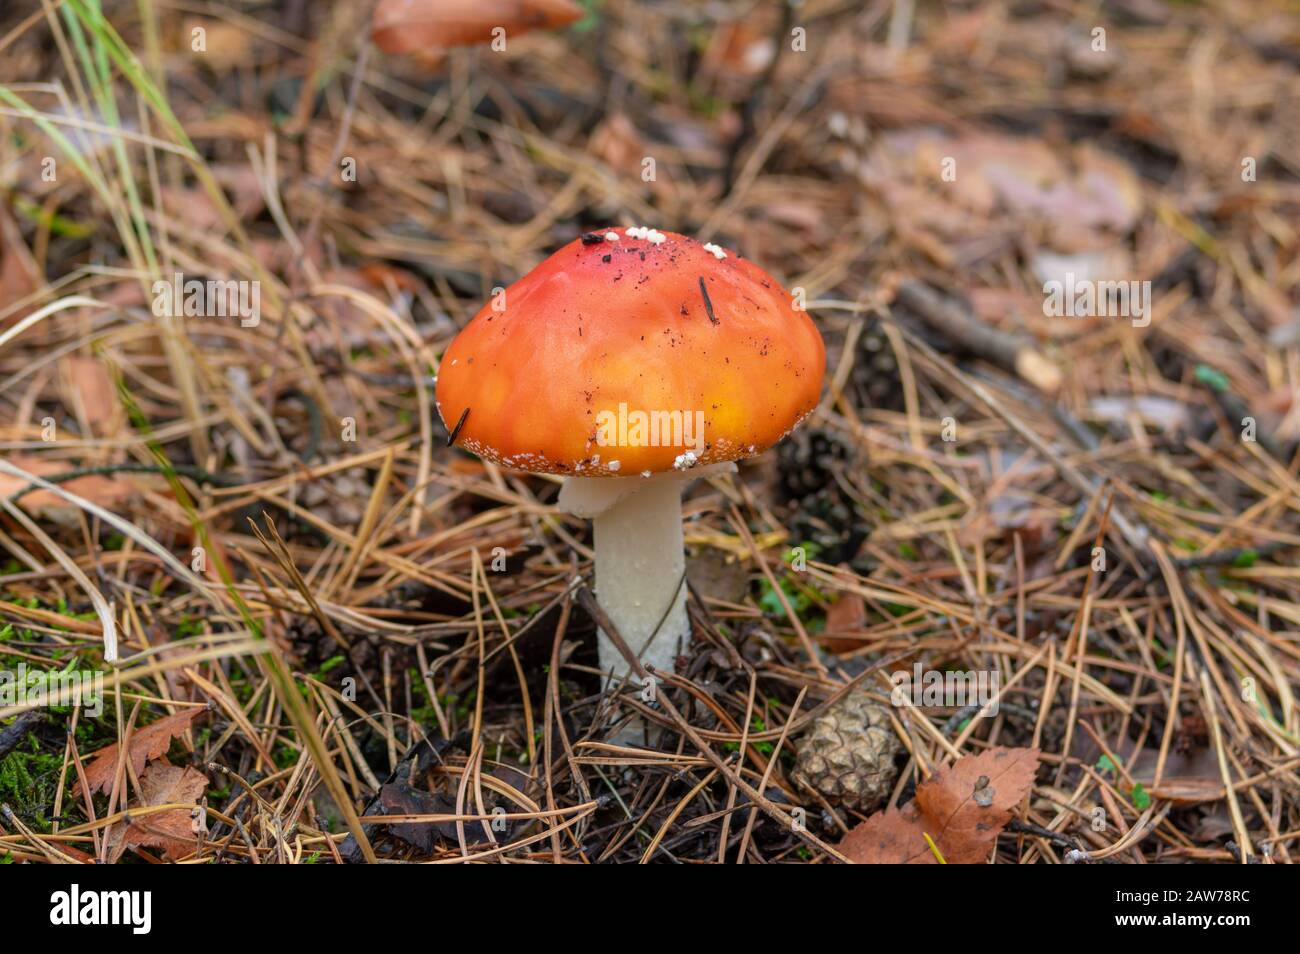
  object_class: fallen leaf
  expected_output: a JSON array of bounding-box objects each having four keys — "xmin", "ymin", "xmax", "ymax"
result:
[
  {"xmin": 371, "ymin": 0, "xmax": 583, "ymax": 55},
  {"xmin": 589, "ymin": 113, "xmax": 645, "ymax": 173},
  {"xmin": 311, "ymin": 268, "xmax": 388, "ymax": 341},
  {"xmin": 1191, "ymin": 804, "xmax": 1235, "ymax": 841},
  {"xmin": 377, "ymin": 780, "xmax": 462, "ymax": 853},
  {"xmin": 0, "ymin": 209, "xmax": 40, "ymax": 319},
  {"xmin": 0, "ymin": 454, "xmax": 136, "ymax": 523},
  {"xmin": 374, "ymin": 765, "xmax": 523, "ymax": 854},
  {"xmin": 110, "ymin": 763, "xmax": 207, "ymax": 862},
  {"xmin": 356, "ymin": 262, "xmax": 425, "ymax": 295},
  {"xmin": 1071, "ymin": 146, "xmax": 1143, "ymax": 233},
  {"xmin": 183, "ymin": 18, "xmax": 256, "ymax": 71},
  {"xmin": 160, "ymin": 165, "xmax": 265, "ymax": 233},
  {"xmin": 685, "ymin": 549, "xmax": 750, "ymax": 605},
  {"xmin": 825, "ymin": 592, "xmax": 866, "ymax": 630},
  {"xmin": 83, "ymin": 708, "xmax": 205, "ymax": 795},
  {"xmin": 840, "ymin": 746, "xmax": 1040, "ymax": 864},
  {"xmin": 700, "ymin": 20, "xmax": 776, "ymax": 80},
  {"xmin": 765, "ymin": 200, "xmax": 825, "ymax": 233},
  {"xmin": 864, "ymin": 131, "xmax": 1142, "ymax": 254},
  {"xmin": 60, "ymin": 356, "xmax": 118, "ymax": 428},
  {"xmin": 820, "ymin": 591, "xmax": 867, "ymax": 654},
  {"xmin": 914, "ymin": 746, "xmax": 1041, "ymax": 863},
  {"xmin": 839, "ymin": 801, "xmax": 934, "ymax": 863}
]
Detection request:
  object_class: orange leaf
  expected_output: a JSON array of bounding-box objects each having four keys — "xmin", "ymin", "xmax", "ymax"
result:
[
  {"xmin": 825, "ymin": 592, "xmax": 866, "ymax": 631},
  {"xmin": 914, "ymin": 746, "xmax": 1040, "ymax": 863},
  {"xmin": 839, "ymin": 802, "xmax": 936, "ymax": 864},
  {"xmin": 0, "ymin": 454, "xmax": 135, "ymax": 521},
  {"xmin": 840, "ymin": 746, "xmax": 1040, "ymax": 864},
  {"xmin": 371, "ymin": 0, "xmax": 583, "ymax": 55},
  {"xmin": 820, "ymin": 592, "xmax": 867, "ymax": 653},
  {"xmin": 83, "ymin": 708, "xmax": 205, "ymax": 795}
]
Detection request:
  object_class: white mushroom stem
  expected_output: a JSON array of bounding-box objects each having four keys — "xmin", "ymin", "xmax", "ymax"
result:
[
  {"xmin": 558, "ymin": 463, "xmax": 735, "ymax": 686},
  {"xmin": 591, "ymin": 475, "xmax": 688, "ymax": 679}
]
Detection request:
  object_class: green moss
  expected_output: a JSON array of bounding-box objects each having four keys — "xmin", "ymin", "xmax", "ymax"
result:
[
  {"xmin": 0, "ymin": 734, "xmax": 64, "ymax": 832},
  {"xmin": 176, "ymin": 614, "xmax": 206, "ymax": 638}
]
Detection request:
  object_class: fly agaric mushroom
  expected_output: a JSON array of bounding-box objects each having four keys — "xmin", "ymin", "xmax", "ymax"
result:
[{"xmin": 435, "ymin": 228, "xmax": 824, "ymax": 684}]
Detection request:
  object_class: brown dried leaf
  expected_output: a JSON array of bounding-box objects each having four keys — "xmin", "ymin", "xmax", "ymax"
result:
[
  {"xmin": 376, "ymin": 773, "xmax": 505, "ymax": 853},
  {"xmin": 838, "ymin": 801, "xmax": 935, "ymax": 864},
  {"xmin": 589, "ymin": 113, "xmax": 645, "ymax": 173},
  {"xmin": 371, "ymin": 0, "xmax": 583, "ymax": 55},
  {"xmin": 914, "ymin": 746, "xmax": 1040, "ymax": 863},
  {"xmin": 160, "ymin": 165, "xmax": 264, "ymax": 234},
  {"xmin": 765, "ymin": 200, "xmax": 824, "ymax": 233},
  {"xmin": 60, "ymin": 356, "xmax": 117, "ymax": 428},
  {"xmin": 820, "ymin": 591, "xmax": 867, "ymax": 654},
  {"xmin": 377, "ymin": 781, "xmax": 460, "ymax": 853},
  {"xmin": 112, "ymin": 763, "xmax": 207, "ymax": 862},
  {"xmin": 685, "ymin": 549, "xmax": 750, "ymax": 605},
  {"xmin": 840, "ymin": 746, "xmax": 1040, "ymax": 864},
  {"xmin": 825, "ymin": 592, "xmax": 866, "ymax": 631},
  {"xmin": 0, "ymin": 454, "xmax": 136, "ymax": 522},
  {"xmin": 866, "ymin": 131, "xmax": 1142, "ymax": 252},
  {"xmin": 700, "ymin": 20, "xmax": 776, "ymax": 80},
  {"xmin": 83, "ymin": 708, "xmax": 204, "ymax": 795},
  {"xmin": 182, "ymin": 18, "xmax": 254, "ymax": 71},
  {"xmin": 0, "ymin": 208, "xmax": 40, "ymax": 322},
  {"xmin": 357, "ymin": 262, "xmax": 425, "ymax": 295}
]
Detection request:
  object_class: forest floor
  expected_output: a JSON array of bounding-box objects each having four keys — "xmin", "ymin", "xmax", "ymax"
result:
[{"xmin": 1, "ymin": 0, "xmax": 1298, "ymax": 864}]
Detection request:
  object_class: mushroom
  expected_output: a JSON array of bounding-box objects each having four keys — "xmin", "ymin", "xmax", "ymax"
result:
[{"xmin": 435, "ymin": 228, "xmax": 825, "ymax": 686}]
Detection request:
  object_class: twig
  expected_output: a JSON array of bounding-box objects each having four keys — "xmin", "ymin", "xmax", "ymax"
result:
[
  {"xmin": 0, "ymin": 710, "xmax": 45, "ymax": 761},
  {"xmin": 894, "ymin": 280, "xmax": 1062, "ymax": 394}
]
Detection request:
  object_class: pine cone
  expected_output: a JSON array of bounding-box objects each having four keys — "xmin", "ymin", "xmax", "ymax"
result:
[
  {"xmin": 775, "ymin": 426, "xmax": 849, "ymax": 503},
  {"xmin": 850, "ymin": 319, "xmax": 904, "ymax": 412},
  {"xmin": 787, "ymin": 486, "xmax": 863, "ymax": 566},
  {"xmin": 778, "ymin": 428, "xmax": 866, "ymax": 565},
  {"xmin": 792, "ymin": 690, "xmax": 900, "ymax": 813}
]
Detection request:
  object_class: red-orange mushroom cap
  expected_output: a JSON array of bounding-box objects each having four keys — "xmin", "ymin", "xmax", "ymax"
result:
[{"xmin": 435, "ymin": 228, "xmax": 825, "ymax": 476}]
